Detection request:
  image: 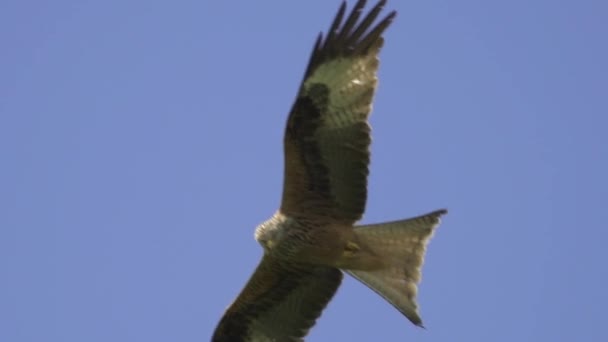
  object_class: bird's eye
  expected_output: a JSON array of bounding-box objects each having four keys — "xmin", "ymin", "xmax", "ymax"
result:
[{"xmin": 266, "ymin": 239, "xmax": 275, "ymax": 249}]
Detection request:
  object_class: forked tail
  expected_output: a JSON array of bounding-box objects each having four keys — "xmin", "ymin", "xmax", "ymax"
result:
[{"xmin": 346, "ymin": 209, "xmax": 447, "ymax": 327}]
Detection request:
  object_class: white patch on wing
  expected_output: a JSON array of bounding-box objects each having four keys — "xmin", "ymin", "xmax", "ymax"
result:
[{"xmin": 303, "ymin": 56, "xmax": 378, "ymax": 129}]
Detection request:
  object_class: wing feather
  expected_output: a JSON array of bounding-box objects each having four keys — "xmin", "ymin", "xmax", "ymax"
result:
[
  {"xmin": 281, "ymin": 0, "xmax": 396, "ymax": 223},
  {"xmin": 212, "ymin": 256, "xmax": 343, "ymax": 342}
]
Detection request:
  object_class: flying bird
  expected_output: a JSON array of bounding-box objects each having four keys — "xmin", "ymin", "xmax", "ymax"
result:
[{"xmin": 212, "ymin": 0, "xmax": 446, "ymax": 340}]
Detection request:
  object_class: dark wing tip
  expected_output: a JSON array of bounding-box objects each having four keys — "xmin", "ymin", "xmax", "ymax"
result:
[
  {"xmin": 303, "ymin": 0, "xmax": 396, "ymax": 78},
  {"xmin": 428, "ymin": 208, "xmax": 448, "ymax": 225},
  {"xmin": 434, "ymin": 208, "xmax": 448, "ymax": 216}
]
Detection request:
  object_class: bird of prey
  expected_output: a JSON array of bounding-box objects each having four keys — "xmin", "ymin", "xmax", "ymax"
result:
[{"xmin": 212, "ymin": 0, "xmax": 446, "ymax": 340}]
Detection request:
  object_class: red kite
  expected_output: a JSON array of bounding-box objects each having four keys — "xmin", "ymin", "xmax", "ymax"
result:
[{"xmin": 212, "ymin": 1, "xmax": 446, "ymax": 340}]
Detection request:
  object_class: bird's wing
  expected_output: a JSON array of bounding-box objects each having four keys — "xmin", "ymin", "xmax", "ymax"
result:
[
  {"xmin": 212, "ymin": 256, "xmax": 342, "ymax": 342},
  {"xmin": 281, "ymin": 0, "xmax": 396, "ymax": 224}
]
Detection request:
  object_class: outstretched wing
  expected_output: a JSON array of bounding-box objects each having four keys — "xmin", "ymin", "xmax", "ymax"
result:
[
  {"xmin": 212, "ymin": 256, "xmax": 343, "ymax": 342},
  {"xmin": 281, "ymin": 0, "xmax": 396, "ymax": 223}
]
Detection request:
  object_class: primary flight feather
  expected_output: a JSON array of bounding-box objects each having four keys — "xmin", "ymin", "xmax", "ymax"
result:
[{"xmin": 212, "ymin": 1, "xmax": 446, "ymax": 340}]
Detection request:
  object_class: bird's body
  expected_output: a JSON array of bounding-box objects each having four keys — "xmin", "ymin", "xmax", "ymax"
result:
[
  {"xmin": 256, "ymin": 213, "xmax": 351, "ymax": 266},
  {"xmin": 256, "ymin": 213, "xmax": 383, "ymax": 271},
  {"xmin": 212, "ymin": 1, "xmax": 446, "ymax": 340}
]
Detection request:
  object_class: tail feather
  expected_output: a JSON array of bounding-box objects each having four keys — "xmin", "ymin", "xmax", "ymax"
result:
[{"xmin": 346, "ymin": 209, "xmax": 447, "ymax": 326}]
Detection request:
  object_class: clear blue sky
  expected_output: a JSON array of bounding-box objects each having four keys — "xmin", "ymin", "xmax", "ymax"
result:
[{"xmin": 2, "ymin": 0, "xmax": 607, "ymax": 341}]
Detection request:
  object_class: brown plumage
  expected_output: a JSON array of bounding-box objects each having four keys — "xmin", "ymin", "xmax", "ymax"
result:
[{"xmin": 212, "ymin": 1, "xmax": 446, "ymax": 341}]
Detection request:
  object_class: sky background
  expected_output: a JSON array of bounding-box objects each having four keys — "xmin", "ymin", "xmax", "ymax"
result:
[{"xmin": 2, "ymin": 0, "xmax": 607, "ymax": 341}]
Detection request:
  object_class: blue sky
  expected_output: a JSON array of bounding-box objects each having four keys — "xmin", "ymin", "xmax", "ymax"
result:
[{"xmin": 2, "ymin": 0, "xmax": 607, "ymax": 341}]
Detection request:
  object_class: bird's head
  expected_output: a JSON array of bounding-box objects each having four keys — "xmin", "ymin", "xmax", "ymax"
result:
[
  {"xmin": 254, "ymin": 217, "xmax": 279, "ymax": 252},
  {"xmin": 254, "ymin": 212, "xmax": 290, "ymax": 252}
]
